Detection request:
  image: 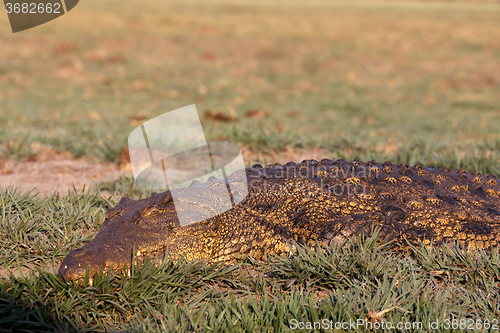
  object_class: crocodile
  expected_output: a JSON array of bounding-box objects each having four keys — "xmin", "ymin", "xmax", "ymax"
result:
[{"xmin": 58, "ymin": 159, "xmax": 500, "ymax": 280}]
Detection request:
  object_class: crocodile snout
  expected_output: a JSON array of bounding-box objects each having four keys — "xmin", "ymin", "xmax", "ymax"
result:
[{"xmin": 58, "ymin": 246, "xmax": 107, "ymax": 280}]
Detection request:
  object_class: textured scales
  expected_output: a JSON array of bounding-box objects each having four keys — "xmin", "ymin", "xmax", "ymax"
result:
[{"xmin": 59, "ymin": 159, "xmax": 500, "ymax": 280}]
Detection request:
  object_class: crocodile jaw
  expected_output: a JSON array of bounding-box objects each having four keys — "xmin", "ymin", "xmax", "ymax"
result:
[
  {"xmin": 58, "ymin": 241, "xmax": 165, "ymax": 280},
  {"xmin": 58, "ymin": 193, "xmax": 178, "ymax": 280},
  {"xmin": 58, "ymin": 245, "xmax": 109, "ymax": 280}
]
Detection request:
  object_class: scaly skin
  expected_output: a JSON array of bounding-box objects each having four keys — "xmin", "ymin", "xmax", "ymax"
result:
[{"xmin": 58, "ymin": 159, "xmax": 500, "ymax": 280}]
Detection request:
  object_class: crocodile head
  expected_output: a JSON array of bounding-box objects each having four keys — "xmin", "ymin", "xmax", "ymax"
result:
[
  {"xmin": 58, "ymin": 192, "xmax": 179, "ymax": 280},
  {"xmin": 58, "ymin": 174, "xmax": 244, "ymax": 280}
]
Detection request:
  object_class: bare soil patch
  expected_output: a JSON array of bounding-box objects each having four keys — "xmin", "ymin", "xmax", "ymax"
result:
[
  {"xmin": 0, "ymin": 150, "xmax": 125, "ymax": 196},
  {"xmin": 0, "ymin": 147, "xmax": 331, "ymax": 197}
]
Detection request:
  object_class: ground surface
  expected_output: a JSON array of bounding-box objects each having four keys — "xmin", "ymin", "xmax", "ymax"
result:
[
  {"xmin": 0, "ymin": 148, "xmax": 124, "ymax": 196},
  {"xmin": 1, "ymin": 0, "xmax": 500, "ymax": 331},
  {"xmin": 1, "ymin": 0, "xmax": 499, "ymax": 170},
  {"xmin": 0, "ymin": 145, "xmax": 328, "ymax": 196}
]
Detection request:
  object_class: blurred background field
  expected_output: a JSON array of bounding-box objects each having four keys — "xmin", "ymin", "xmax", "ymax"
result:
[
  {"xmin": 0, "ymin": 0, "xmax": 499, "ymax": 178},
  {"xmin": 1, "ymin": 1, "xmax": 500, "ymax": 331}
]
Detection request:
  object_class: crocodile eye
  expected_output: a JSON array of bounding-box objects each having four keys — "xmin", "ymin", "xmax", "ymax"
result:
[
  {"xmin": 143, "ymin": 207, "xmax": 162, "ymax": 217},
  {"xmin": 384, "ymin": 205, "xmax": 406, "ymax": 221},
  {"xmin": 105, "ymin": 206, "xmax": 123, "ymax": 220}
]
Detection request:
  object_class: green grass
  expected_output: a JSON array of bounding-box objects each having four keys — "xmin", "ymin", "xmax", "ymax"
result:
[
  {"xmin": 1, "ymin": 185, "xmax": 499, "ymax": 332},
  {"xmin": 1, "ymin": 187, "xmax": 499, "ymax": 332}
]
